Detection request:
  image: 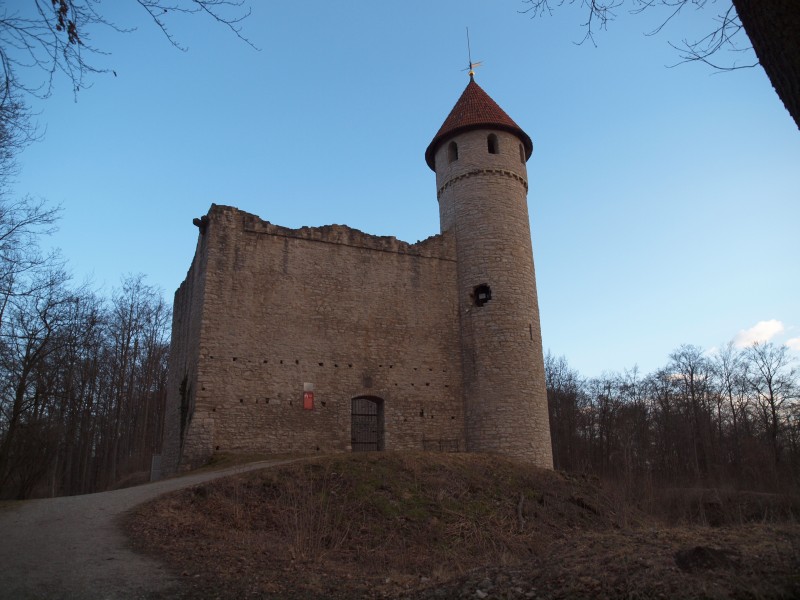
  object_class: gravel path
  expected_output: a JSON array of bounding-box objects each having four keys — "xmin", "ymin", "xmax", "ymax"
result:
[{"xmin": 0, "ymin": 459, "xmax": 300, "ymax": 600}]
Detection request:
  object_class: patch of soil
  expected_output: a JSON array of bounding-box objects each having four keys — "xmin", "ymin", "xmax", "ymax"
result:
[
  {"xmin": 674, "ymin": 545, "xmax": 741, "ymax": 572},
  {"xmin": 124, "ymin": 453, "xmax": 800, "ymax": 599}
]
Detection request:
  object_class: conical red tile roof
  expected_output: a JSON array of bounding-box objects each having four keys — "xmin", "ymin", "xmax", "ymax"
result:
[{"xmin": 425, "ymin": 76, "xmax": 533, "ymax": 170}]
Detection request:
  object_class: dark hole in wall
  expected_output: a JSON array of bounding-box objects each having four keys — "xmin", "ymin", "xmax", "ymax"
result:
[{"xmin": 474, "ymin": 284, "xmax": 492, "ymax": 307}]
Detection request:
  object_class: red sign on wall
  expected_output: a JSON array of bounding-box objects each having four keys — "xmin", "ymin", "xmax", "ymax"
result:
[{"xmin": 303, "ymin": 391, "xmax": 314, "ymax": 410}]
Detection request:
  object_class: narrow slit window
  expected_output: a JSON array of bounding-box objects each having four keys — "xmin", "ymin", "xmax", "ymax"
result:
[
  {"xmin": 519, "ymin": 144, "xmax": 525, "ymax": 164},
  {"xmin": 448, "ymin": 141, "xmax": 458, "ymax": 163},
  {"xmin": 487, "ymin": 134, "xmax": 499, "ymax": 154}
]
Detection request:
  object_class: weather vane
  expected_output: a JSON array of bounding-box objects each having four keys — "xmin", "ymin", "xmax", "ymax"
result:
[{"xmin": 463, "ymin": 27, "xmax": 483, "ymax": 78}]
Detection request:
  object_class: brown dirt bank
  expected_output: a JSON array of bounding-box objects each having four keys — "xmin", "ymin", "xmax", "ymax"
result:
[{"xmin": 124, "ymin": 452, "xmax": 800, "ymax": 599}]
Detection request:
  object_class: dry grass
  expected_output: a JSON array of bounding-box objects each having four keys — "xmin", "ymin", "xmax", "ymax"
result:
[{"xmin": 124, "ymin": 452, "xmax": 800, "ymax": 599}]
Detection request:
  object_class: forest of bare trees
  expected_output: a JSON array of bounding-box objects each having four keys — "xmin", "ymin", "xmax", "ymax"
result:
[
  {"xmin": 0, "ymin": 197, "xmax": 169, "ymax": 500},
  {"xmin": 546, "ymin": 342, "xmax": 799, "ymax": 493},
  {"xmin": 0, "ymin": 61, "xmax": 170, "ymax": 501},
  {"xmin": 0, "ymin": 1, "xmax": 244, "ymax": 502}
]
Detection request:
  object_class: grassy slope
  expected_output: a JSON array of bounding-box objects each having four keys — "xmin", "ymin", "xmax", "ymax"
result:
[{"xmin": 124, "ymin": 452, "xmax": 800, "ymax": 599}]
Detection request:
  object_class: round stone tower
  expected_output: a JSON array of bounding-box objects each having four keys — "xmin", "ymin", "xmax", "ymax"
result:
[{"xmin": 425, "ymin": 75, "xmax": 553, "ymax": 468}]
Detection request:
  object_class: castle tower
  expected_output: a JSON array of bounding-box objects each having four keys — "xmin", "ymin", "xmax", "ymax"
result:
[{"xmin": 425, "ymin": 76, "xmax": 553, "ymax": 468}]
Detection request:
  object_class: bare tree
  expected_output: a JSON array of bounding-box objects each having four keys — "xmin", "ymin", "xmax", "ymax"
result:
[
  {"xmin": 101, "ymin": 274, "xmax": 169, "ymax": 485},
  {"xmin": 0, "ymin": 1, "xmax": 253, "ymax": 100},
  {"xmin": 616, "ymin": 366, "xmax": 650, "ymax": 486},
  {"xmin": 744, "ymin": 341, "xmax": 798, "ymax": 469},
  {"xmin": 0, "ymin": 91, "xmax": 36, "ymax": 185},
  {"xmin": 712, "ymin": 341, "xmax": 750, "ymax": 469},
  {"xmin": 520, "ymin": 0, "xmax": 800, "ymax": 129},
  {"xmin": 0, "ymin": 1, "xmax": 253, "ymax": 162},
  {"xmin": 545, "ymin": 352, "xmax": 586, "ymax": 471},
  {"xmin": 0, "ymin": 198, "xmax": 61, "ymax": 322},
  {"xmin": 0, "ymin": 264, "xmax": 72, "ymax": 496},
  {"xmin": 669, "ymin": 344, "xmax": 715, "ymax": 480}
]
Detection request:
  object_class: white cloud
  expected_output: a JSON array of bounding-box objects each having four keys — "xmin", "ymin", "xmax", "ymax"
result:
[
  {"xmin": 733, "ymin": 319, "xmax": 785, "ymax": 348},
  {"xmin": 786, "ymin": 337, "xmax": 800, "ymax": 352}
]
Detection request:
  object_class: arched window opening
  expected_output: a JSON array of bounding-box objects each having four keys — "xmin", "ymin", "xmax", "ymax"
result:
[
  {"xmin": 448, "ymin": 141, "xmax": 458, "ymax": 163},
  {"xmin": 487, "ymin": 134, "xmax": 499, "ymax": 154},
  {"xmin": 519, "ymin": 144, "xmax": 525, "ymax": 164}
]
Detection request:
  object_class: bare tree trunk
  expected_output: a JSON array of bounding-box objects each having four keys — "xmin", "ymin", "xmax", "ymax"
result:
[{"xmin": 732, "ymin": 0, "xmax": 800, "ymax": 128}]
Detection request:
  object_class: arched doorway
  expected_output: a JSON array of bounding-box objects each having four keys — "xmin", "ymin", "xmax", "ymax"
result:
[{"xmin": 351, "ymin": 396, "xmax": 384, "ymax": 452}]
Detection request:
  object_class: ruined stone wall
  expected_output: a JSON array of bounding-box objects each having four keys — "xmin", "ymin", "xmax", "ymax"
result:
[
  {"xmin": 162, "ymin": 233, "xmax": 209, "ymax": 474},
  {"xmin": 171, "ymin": 205, "xmax": 465, "ymax": 469}
]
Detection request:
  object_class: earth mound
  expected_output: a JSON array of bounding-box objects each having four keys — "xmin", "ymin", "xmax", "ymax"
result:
[{"xmin": 124, "ymin": 452, "xmax": 800, "ymax": 599}]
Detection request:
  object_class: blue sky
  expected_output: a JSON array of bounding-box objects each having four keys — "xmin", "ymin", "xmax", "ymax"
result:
[{"xmin": 11, "ymin": 1, "xmax": 800, "ymax": 377}]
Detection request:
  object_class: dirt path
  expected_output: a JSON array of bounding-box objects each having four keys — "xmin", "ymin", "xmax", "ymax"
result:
[{"xmin": 0, "ymin": 459, "xmax": 300, "ymax": 600}]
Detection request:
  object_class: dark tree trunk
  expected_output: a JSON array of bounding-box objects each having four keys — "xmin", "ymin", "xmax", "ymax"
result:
[{"xmin": 732, "ymin": 0, "xmax": 800, "ymax": 129}]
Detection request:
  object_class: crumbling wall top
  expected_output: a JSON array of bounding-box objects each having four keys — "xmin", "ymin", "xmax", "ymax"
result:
[{"xmin": 202, "ymin": 204, "xmax": 454, "ymax": 261}]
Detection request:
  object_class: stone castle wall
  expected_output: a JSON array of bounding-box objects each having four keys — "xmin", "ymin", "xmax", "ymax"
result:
[
  {"xmin": 162, "ymin": 232, "xmax": 208, "ymax": 475},
  {"xmin": 164, "ymin": 205, "xmax": 466, "ymax": 471},
  {"xmin": 162, "ymin": 84, "xmax": 556, "ymax": 472}
]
